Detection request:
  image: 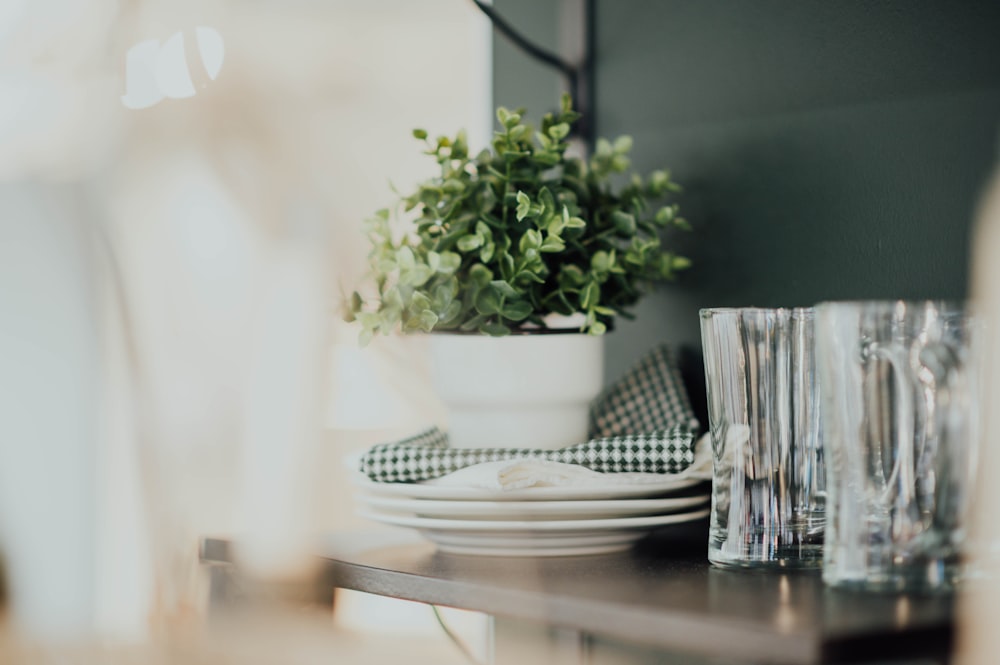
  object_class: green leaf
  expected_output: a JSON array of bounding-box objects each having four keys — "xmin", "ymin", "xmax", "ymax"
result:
[
  {"xmin": 540, "ymin": 236, "xmax": 566, "ymax": 253},
  {"xmin": 649, "ymin": 170, "xmax": 670, "ymax": 191},
  {"xmin": 482, "ymin": 322, "xmax": 511, "ymax": 336},
  {"xmin": 515, "ymin": 191, "xmax": 531, "ymax": 221},
  {"xmin": 547, "ymin": 215, "xmax": 565, "ymax": 236},
  {"xmin": 459, "ymin": 313, "xmax": 489, "ymax": 332},
  {"xmin": 565, "ymin": 215, "xmax": 586, "ymax": 229},
  {"xmin": 383, "ymin": 288, "xmax": 404, "ymax": 310},
  {"xmin": 532, "ymin": 151, "xmax": 560, "ymax": 166},
  {"xmin": 595, "ymin": 138, "xmax": 613, "ymax": 157},
  {"xmin": 538, "ymin": 187, "xmax": 555, "ymax": 216},
  {"xmin": 580, "ymin": 281, "xmax": 599, "ymax": 310},
  {"xmin": 589, "ymin": 321, "xmax": 607, "ymax": 335},
  {"xmin": 431, "ymin": 284, "xmax": 452, "ymax": 310},
  {"xmin": 515, "ymin": 270, "xmax": 546, "ymax": 285},
  {"xmin": 418, "ymin": 310, "xmax": 439, "ymax": 332},
  {"xmin": 480, "ymin": 242, "xmax": 495, "ymax": 263},
  {"xmin": 439, "ymin": 300, "xmax": 463, "ymax": 325},
  {"xmin": 491, "ymin": 280, "xmax": 519, "ymax": 298},
  {"xmin": 558, "ymin": 264, "xmax": 586, "ymax": 288},
  {"xmin": 437, "ymin": 251, "xmax": 461, "ymax": 274},
  {"xmin": 591, "ymin": 251, "xmax": 611, "ymax": 273},
  {"xmin": 553, "ymin": 289, "xmax": 576, "ymax": 315},
  {"xmin": 405, "ymin": 265, "xmax": 434, "ymax": 287},
  {"xmin": 379, "ymin": 309, "xmax": 401, "ymax": 329},
  {"xmin": 427, "ymin": 251, "xmax": 441, "ymax": 272},
  {"xmin": 376, "ymin": 258, "xmax": 397, "ymax": 275},
  {"xmin": 474, "ymin": 286, "xmax": 502, "ymax": 315},
  {"xmin": 613, "ymin": 136, "xmax": 633, "ymax": 154},
  {"xmin": 419, "ymin": 187, "xmax": 442, "ymax": 207},
  {"xmin": 509, "ymin": 124, "xmax": 531, "ymax": 142},
  {"xmin": 671, "ymin": 256, "xmax": 692, "ymax": 271},
  {"xmin": 500, "ymin": 253, "xmax": 516, "ymax": 280},
  {"xmin": 397, "ymin": 246, "xmax": 415, "ymax": 271},
  {"xmin": 457, "ymin": 234, "xmax": 484, "ymax": 252},
  {"xmin": 356, "ymin": 312, "xmax": 380, "ymax": 331},
  {"xmin": 496, "ymin": 234, "xmax": 512, "ymax": 253},
  {"xmin": 502, "ymin": 300, "xmax": 533, "ymax": 321},
  {"xmin": 496, "ymin": 107, "xmax": 511, "ymax": 126},
  {"xmin": 560, "ymin": 92, "xmax": 573, "ymax": 114},
  {"xmin": 519, "ymin": 229, "xmax": 542, "ymax": 253},
  {"xmin": 548, "ymin": 123, "xmax": 570, "ymax": 141},
  {"xmin": 478, "ymin": 187, "xmax": 497, "ymax": 214},
  {"xmin": 412, "ymin": 128, "xmax": 428, "ymax": 140},
  {"xmin": 612, "ymin": 211, "xmax": 637, "ymax": 235},
  {"xmin": 469, "ymin": 263, "xmax": 493, "ymax": 286},
  {"xmin": 452, "ymin": 130, "xmax": 468, "ymax": 158},
  {"xmin": 410, "ymin": 292, "xmax": 431, "ymax": 312},
  {"xmin": 655, "ymin": 205, "xmax": 676, "ymax": 226}
]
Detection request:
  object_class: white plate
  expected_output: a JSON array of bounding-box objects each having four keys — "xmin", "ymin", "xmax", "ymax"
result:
[
  {"xmin": 352, "ymin": 474, "xmax": 706, "ymax": 502},
  {"xmin": 357, "ymin": 493, "xmax": 710, "ymax": 520},
  {"xmin": 425, "ymin": 531, "xmax": 647, "ymax": 557},
  {"xmin": 358, "ymin": 507, "xmax": 711, "ymax": 556}
]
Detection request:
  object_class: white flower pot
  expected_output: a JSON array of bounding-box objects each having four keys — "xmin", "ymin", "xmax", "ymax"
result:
[{"xmin": 429, "ymin": 331, "xmax": 604, "ymax": 450}]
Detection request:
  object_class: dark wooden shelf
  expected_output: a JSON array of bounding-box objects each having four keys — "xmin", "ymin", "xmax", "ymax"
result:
[{"xmin": 202, "ymin": 523, "xmax": 953, "ymax": 664}]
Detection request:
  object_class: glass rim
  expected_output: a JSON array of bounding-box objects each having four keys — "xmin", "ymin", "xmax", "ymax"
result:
[
  {"xmin": 699, "ymin": 306, "xmax": 814, "ymax": 318},
  {"xmin": 813, "ymin": 299, "xmax": 968, "ymax": 312}
]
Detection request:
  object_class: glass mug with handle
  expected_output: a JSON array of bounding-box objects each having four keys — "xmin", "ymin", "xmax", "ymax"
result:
[{"xmin": 815, "ymin": 300, "xmax": 975, "ymax": 593}]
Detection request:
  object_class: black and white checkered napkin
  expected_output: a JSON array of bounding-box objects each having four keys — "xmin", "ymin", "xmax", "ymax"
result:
[{"xmin": 359, "ymin": 344, "xmax": 700, "ymax": 483}]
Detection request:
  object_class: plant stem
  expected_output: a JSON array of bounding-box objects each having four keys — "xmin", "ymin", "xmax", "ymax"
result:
[
  {"xmin": 580, "ymin": 227, "xmax": 617, "ymax": 246},
  {"xmin": 501, "ymin": 161, "xmax": 513, "ymax": 225}
]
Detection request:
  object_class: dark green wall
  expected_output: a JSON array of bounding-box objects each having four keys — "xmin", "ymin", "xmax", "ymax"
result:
[{"xmin": 494, "ymin": 0, "xmax": 1000, "ymax": 383}]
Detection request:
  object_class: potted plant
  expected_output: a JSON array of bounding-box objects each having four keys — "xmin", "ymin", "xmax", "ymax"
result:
[{"xmin": 348, "ymin": 95, "xmax": 691, "ymax": 450}]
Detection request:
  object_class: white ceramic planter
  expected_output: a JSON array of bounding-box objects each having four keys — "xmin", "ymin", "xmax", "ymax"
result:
[{"xmin": 429, "ymin": 331, "xmax": 604, "ymax": 450}]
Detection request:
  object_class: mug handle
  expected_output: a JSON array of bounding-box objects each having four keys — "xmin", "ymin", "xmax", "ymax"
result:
[
  {"xmin": 864, "ymin": 340, "xmax": 960, "ymax": 540},
  {"xmin": 916, "ymin": 342, "xmax": 965, "ymax": 539},
  {"xmin": 864, "ymin": 343, "xmax": 919, "ymax": 526}
]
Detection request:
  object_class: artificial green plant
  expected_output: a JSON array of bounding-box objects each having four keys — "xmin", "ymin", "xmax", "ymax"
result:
[{"xmin": 348, "ymin": 94, "xmax": 690, "ymax": 343}]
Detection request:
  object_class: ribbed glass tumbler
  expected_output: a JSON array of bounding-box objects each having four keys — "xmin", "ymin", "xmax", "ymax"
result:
[{"xmin": 700, "ymin": 308, "xmax": 825, "ymax": 569}]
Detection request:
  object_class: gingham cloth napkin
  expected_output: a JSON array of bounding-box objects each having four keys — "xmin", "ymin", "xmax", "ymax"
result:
[{"xmin": 359, "ymin": 344, "xmax": 700, "ymax": 483}]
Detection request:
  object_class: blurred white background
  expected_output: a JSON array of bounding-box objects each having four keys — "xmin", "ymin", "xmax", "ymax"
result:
[{"xmin": 0, "ymin": 0, "xmax": 492, "ymax": 659}]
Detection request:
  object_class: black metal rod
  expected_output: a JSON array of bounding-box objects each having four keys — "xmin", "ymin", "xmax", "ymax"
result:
[
  {"xmin": 582, "ymin": 0, "xmax": 596, "ymax": 147},
  {"xmin": 471, "ymin": 0, "xmax": 579, "ymax": 98}
]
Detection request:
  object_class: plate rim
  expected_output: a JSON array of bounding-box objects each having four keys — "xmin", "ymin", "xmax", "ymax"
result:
[
  {"xmin": 358, "ymin": 506, "xmax": 711, "ymax": 532},
  {"xmin": 358, "ymin": 493, "xmax": 711, "ymax": 519},
  {"xmin": 352, "ymin": 473, "xmax": 706, "ymax": 501}
]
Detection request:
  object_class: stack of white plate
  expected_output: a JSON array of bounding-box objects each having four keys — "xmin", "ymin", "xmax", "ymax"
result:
[{"xmin": 353, "ymin": 474, "xmax": 711, "ymax": 557}]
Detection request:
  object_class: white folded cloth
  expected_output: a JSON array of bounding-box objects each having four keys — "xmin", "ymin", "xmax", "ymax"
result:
[{"xmin": 424, "ymin": 434, "xmax": 713, "ymax": 491}]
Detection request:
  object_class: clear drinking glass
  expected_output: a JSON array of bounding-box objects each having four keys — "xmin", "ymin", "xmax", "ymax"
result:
[
  {"xmin": 700, "ymin": 307, "xmax": 825, "ymax": 569},
  {"xmin": 815, "ymin": 301, "xmax": 975, "ymax": 593}
]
